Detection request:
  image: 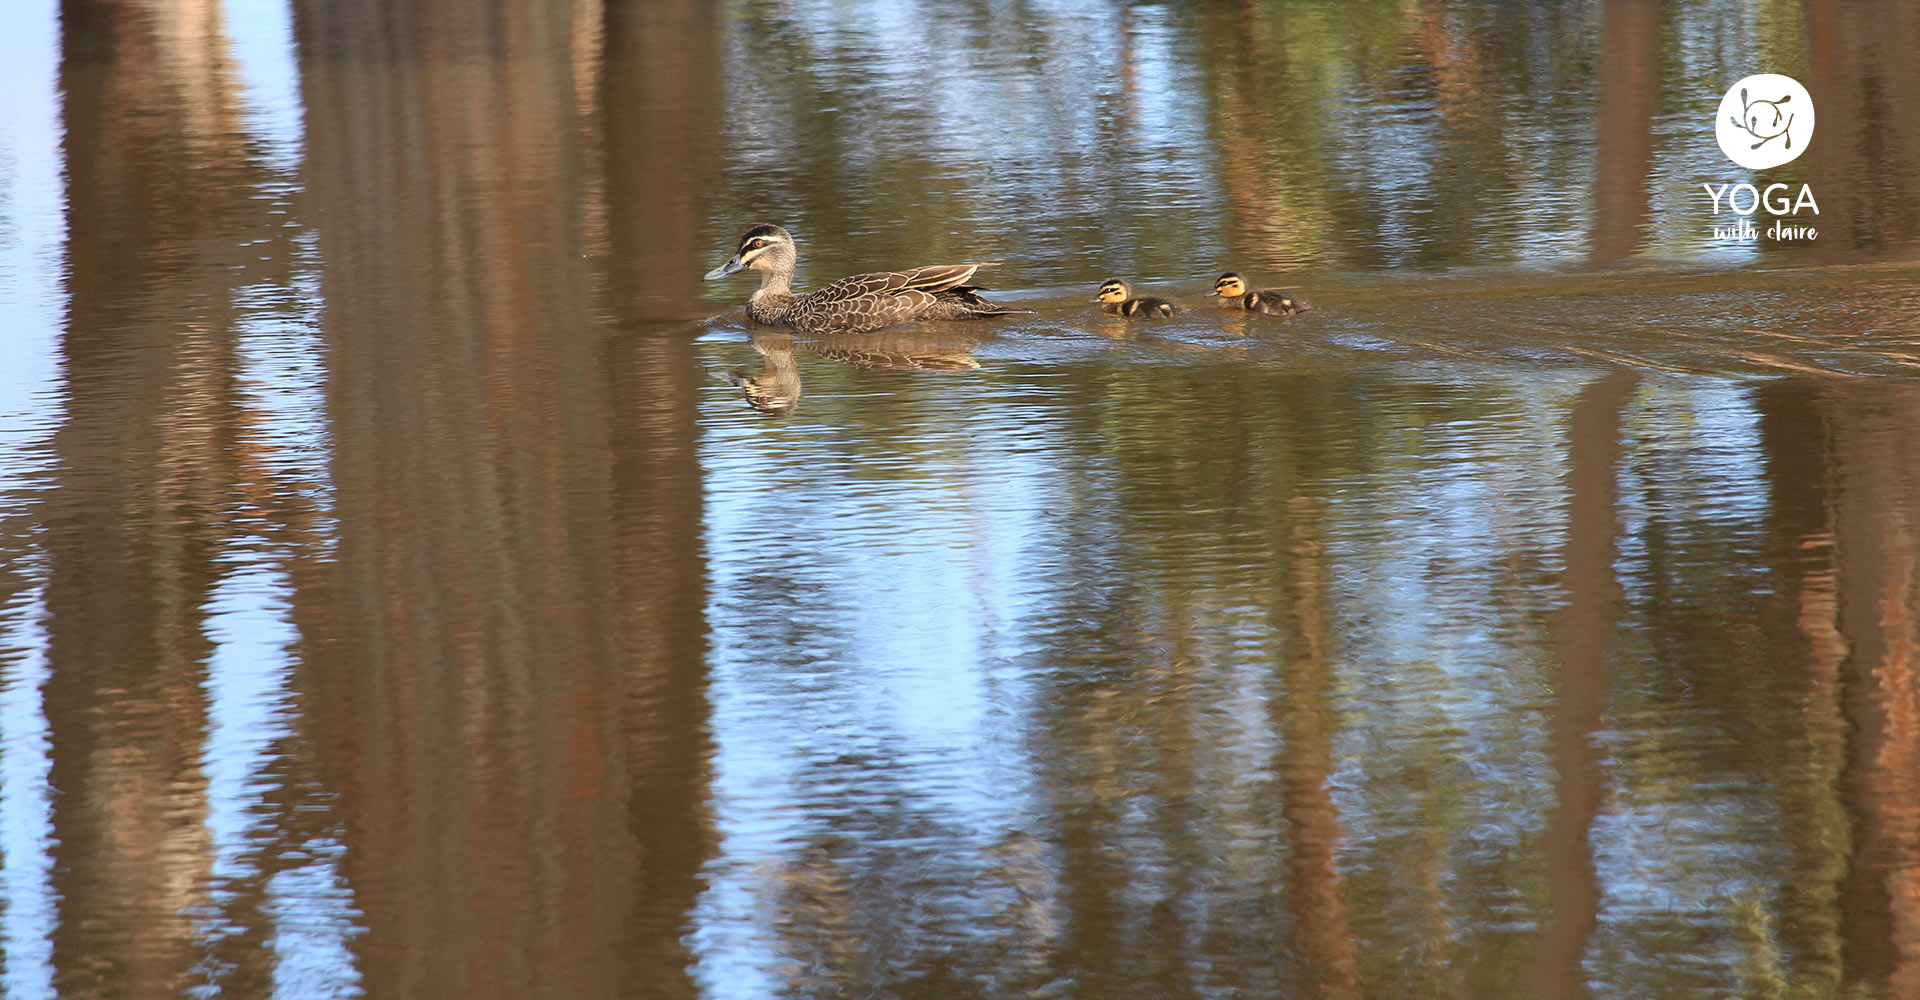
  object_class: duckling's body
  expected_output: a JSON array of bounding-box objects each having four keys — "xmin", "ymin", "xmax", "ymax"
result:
[
  {"xmin": 1210, "ymin": 272, "xmax": 1307, "ymax": 315},
  {"xmin": 706, "ymin": 224, "xmax": 1031, "ymax": 335},
  {"xmin": 1094, "ymin": 279, "xmax": 1179, "ymax": 318}
]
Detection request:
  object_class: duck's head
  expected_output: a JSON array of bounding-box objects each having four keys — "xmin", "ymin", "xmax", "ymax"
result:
[
  {"xmin": 706, "ymin": 224, "xmax": 797, "ymax": 280},
  {"xmin": 1093, "ymin": 279, "xmax": 1133, "ymax": 304},
  {"xmin": 1209, "ymin": 272, "xmax": 1247, "ymax": 298}
]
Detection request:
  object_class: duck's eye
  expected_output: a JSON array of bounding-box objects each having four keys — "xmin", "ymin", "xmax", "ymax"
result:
[{"xmin": 747, "ymin": 239, "xmax": 767, "ymax": 250}]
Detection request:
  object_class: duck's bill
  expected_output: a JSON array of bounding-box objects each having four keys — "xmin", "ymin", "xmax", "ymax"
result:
[
  {"xmin": 1205, "ymin": 289, "xmax": 1222, "ymax": 296},
  {"xmin": 704, "ymin": 255, "xmax": 746, "ymax": 280}
]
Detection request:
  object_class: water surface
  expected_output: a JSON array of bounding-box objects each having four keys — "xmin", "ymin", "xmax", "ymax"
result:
[{"xmin": 2, "ymin": 1, "xmax": 1919, "ymax": 998}]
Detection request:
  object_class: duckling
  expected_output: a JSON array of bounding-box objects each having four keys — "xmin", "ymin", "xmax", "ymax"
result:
[
  {"xmin": 1093, "ymin": 278, "xmax": 1179, "ymax": 318},
  {"xmin": 705, "ymin": 224, "xmax": 1032, "ymax": 335},
  {"xmin": 1209, "ymin": 272, "xmax": 1307, "ymax": 315}
]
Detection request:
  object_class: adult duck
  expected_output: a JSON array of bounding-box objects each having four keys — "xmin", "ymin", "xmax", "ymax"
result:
[{"xmin": 704, "ymin": 224, "xmax": 1030, "ymax": 335}]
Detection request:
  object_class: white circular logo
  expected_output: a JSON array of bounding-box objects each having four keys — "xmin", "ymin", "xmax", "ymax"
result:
[{"xmin": 1717, "ymin": 74, "xmax": 1813, "ymax": 170}]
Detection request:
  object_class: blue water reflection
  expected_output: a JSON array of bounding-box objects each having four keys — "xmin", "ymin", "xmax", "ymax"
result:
[{"xmin": 0, "ymin": 590, "xmax": 55, "ymax": 1000}]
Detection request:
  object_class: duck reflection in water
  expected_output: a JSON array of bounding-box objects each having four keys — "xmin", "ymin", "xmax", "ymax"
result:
[
  {"xmin": 807, "ymin": 332, "xmax": 983, "ymax": 372},
  {"xmin": 727, "ymin": 332, "xmax": 983, "ymax": 415},
  {"xmin": 728, "ymin": 334, "xmax": 804, "ymax": 416}
]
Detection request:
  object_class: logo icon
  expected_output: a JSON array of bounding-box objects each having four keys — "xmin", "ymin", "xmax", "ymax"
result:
[{"xmin": 1717, "ymin": 74, "xmax": 1814, "ymax": 170}]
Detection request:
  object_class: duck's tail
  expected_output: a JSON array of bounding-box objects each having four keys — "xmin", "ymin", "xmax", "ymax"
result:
[{"xmin": 941, "ymin": 285, "xmax": 1036, "ymax": 318}]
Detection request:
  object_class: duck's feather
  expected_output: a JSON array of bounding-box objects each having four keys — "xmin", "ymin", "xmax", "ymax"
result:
[
  {"xmin": 1222, "ymin": 288, "xmax": 1307, "ymax": 315},
  {"xmin": 772, "ymin": 265, "xmax": 1029, "ymax": 334},
  {"xmin": 1104, "ymin": 296, "xmax": 1178, "ymax": 318},
  {"xmin": 812, "ymin": 263, "xmax": 982, "ymax": 302}
]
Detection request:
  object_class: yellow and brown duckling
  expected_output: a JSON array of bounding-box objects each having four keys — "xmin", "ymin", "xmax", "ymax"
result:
[
  {"xmin": 1093, "ymin": 278, "xmax": 1179, "ymax": 318},
  {"xmin": 1209, "ymin": 272, "xmax": 1307, "ymax": 315},
  {"xmin": 705, "ymin": 224, "xmax": 1033, "ymax": 335}
]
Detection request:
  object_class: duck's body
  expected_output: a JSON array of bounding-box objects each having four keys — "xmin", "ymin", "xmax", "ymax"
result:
[
  {"xmin": 706, "ymin": 224, "xmax": 1030, "ymax": 335},
  {"xmin": 1210, "ymin": 272, "xmax": 1307, "ymax": 315},
  {"xmin": 1094, "ymin": 279, "xmax": 1178, "ymax": 318}
]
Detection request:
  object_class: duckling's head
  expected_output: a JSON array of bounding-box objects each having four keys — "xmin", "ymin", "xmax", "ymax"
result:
[
  {"xmin": 706, "ymin": 224, "xmax": 797, "ymax": 281},
  {"xmin": 1210, "ymin": 272, "xmax": 1247, "ymax": 299},
  {"xmin": 1093, "ymin": 279, "xmax": 1133, "ymax": 304}
]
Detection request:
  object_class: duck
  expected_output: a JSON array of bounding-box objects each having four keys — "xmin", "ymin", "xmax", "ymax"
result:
[
  {"xmin": 704, "ymin": 224, "xmax": 1032, "ymax": 335},
  {"xmin": 1093, "ymin": 278, "xmax": 1178, "ymax": 318},
  {"xmin": 1209, "ymin": 272, "xmax": 1307, "ymax": 315}
]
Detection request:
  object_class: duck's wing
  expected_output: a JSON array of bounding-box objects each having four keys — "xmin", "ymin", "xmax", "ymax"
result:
[
  {"xmin": 811, "ymin": 263, "xmax": 984, "ymax": 301},
  {"xmin": 791, "ymin": 264, "xmax": 988, "ymax": 333},
  {"xmin": 1253, "ymin": 289, "xmax": 1307, "ymax": 314}
]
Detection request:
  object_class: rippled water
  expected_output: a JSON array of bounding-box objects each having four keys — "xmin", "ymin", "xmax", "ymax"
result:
[{"xmin": 2, "ymin": 0, "xmax": 1920, "ymax": 998}]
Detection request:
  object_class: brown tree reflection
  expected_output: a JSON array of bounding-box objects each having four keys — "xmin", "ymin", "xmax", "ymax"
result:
[
  {"xmin": 1805, "ymin": 0, "xmax": 1920, "ymax": 260},
  {"xmin": 1826, "ymin": 381, "xmax": 1920, "ymax": 995},
  {"xmin": 1745, "ymin": 377, "xmax": 1920, "ymax": 995},
  {"xmin": 1589, "ymin": 0, "xmax": 1660, "ymax": 265},
  {"xmin": 1757, "ymin": 378, "xmax": 1848, "ymax": 994},
  {"xmin": 1526, "ymin": 369, "xmax": 1636, "ymax": 999},
  {"xmin": 600, "ymin": 2, "xmax": 721, "ymax": 994},
  {"xmin": 288, "ymin": 0, "xmax": 713, "ymax": 996},
  {"xmin": 1272, "ymin": 498, "xmax": 1361, "ymax": 1000},
  {"xmin": 46, "ymin": 0, "xmax": 274, "ymax": 994}
]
